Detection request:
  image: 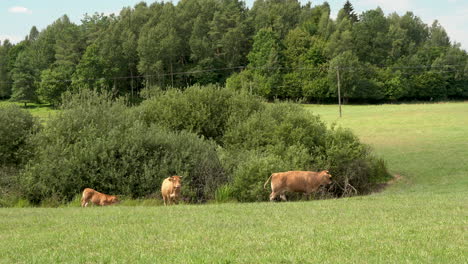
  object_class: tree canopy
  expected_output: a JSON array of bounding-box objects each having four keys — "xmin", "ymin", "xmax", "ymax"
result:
[{"xmin": 0, "ymin": 0, "xmax": 467, "ymax": 103}]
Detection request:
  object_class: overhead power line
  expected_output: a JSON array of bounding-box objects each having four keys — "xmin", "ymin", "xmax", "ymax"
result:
[{"xmin": 0, "ymin": 64, "xmax": 466, "ymax": 85}]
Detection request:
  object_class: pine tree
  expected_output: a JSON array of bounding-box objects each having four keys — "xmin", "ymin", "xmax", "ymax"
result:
[{"xmin": 11, "ymin": 50, "xmax": 38, "ymax": 106}]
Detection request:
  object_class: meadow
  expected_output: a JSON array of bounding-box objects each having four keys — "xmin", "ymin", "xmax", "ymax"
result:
[
  {"xmin": 0, "ymin": 102, "xmax": 467, "ymax": 263},
  {"xmin": 0, "ymin": 101, "xmax": 57, "ymax": 124}
]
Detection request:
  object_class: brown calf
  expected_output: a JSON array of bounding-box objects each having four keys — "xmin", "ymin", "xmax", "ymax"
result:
[{"xmin": 81, "ymin": 188, "xmax": 119, "ymax": 207}]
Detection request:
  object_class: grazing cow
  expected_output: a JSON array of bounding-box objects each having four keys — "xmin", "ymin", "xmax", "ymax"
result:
[
  {"xmin": 161, "ymin": 176, "xmax": 182, "ymax": 206},
  {"xmin": 81, "ymin": 188, "xmax": 119, "ymax": 207},
  {"xmin": 264, "ymin": 170, "xmax": 332, "ymax": 201}
]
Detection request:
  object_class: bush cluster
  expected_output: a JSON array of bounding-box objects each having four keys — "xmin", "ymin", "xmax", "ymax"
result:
[
  {"xmin": 21, "ymin": 90, "xmax": 225, "ymax": 203},
  {"xmin": 0, "ymin": 104, "xmax": 37, "ymax": 166},
  {"xmin": 19, "ymin": 86, "xmax": 390, "ymax": 204},
  {"xmin": 0, "ymin": 105, "xmax": 38, "ymax": 207}
]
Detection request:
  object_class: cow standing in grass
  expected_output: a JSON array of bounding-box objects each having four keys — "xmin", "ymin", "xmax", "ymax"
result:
[
  {"xmin": 161, "ymin": 176, "xmax": 182, "ymax": 206},
  {"xmin": 264, "ymin": 170, "xmax": 332, "ymax": 201}
]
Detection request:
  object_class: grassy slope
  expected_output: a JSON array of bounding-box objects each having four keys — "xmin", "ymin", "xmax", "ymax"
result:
[
  {"xmin": 305, "ymin": 103, "xmax": 468, "ymax": 194},
  {"xmin": 1, "ymin": 103, "xmax": 467, "ymax": 263}
]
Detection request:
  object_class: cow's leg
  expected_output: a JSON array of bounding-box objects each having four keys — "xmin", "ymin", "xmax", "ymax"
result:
[
  {"xmin": 81, "ymin": 198, "xmax": 85, "ymax": 207},
  {"xmin": 163, "ymin": 196, "xmax": 167, "ymax": 206},
  {"xmin": 269, "ymin": 192, "xmax": 278, "ymax": 202},
  {"xmin": 280, "ymin": 193, "xmax": 287, "ymax": 201}
]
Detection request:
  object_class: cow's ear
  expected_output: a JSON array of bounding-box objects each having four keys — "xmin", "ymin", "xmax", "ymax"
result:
[{"xmin": 168, "ymin": 177, "xmax": 173, "ymax": 182}]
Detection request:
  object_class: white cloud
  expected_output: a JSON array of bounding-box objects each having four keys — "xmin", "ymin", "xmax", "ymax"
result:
[
  {"xmin": 356, "ymin": 0, "xmax": 413, "ymax": 14},
  {"xmin": 0, "ymin": 35, "xmax": 23, "ymax": 44},
  {"xmin": 8, "ymin": 6, "xmax": 32, "ymax": 14}
]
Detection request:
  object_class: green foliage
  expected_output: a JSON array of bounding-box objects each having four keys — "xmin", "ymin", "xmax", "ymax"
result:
[
  {"xmin": 71, "ymin": 43, "xmax": 109, "ymax": 91},
  {"xmin": 10, "ymin": 50, "xmax": 38, "ymax": 106},
  {"xmin": 37, "ymin": 68, "xmax": 70, "ymax": 105},
  {"xmin": 0, "ymin": 104, "xmax": 37, "ymax": 166},
  {"xmin": 320, "ymin": 126, "xmax": 391, "ymax": 196},
  {"xmin": 0, "ymin": 105, "xmax": 38, "ymax": 207},
  {"xmin": 214, "ymin": 184, "xmax": 235, "ymax": 203},
  {"xmin": 223, "ymin": 102, "xmax": 389, "ymax": 201},
  {"xmin": 138, "ymin": 84, "xmax": 264, "ymax": 144},
  {"xmin": 1, "ymin": 1, "xmax": 468, "ymax": 102},
  {"xmin": 245, "ymin": 28, "xmax": 284, "ymax": 99},
  {"xmin": 14, "ymin": 87, "xmax": 390, "ymax": 204},
  {"xmin": 224, "ymin": 103, "xmax": 326, "ymax": 152},
  {"xmin": 21, "ymin": 89, "xmax": 226, "ymax": 203},
  {"xmin": 0, "ymin": 40, "xmax": 13, "ymax": 98}
]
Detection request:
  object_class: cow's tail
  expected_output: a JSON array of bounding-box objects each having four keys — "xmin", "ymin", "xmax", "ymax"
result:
[{"xmin": 263, "ymin": 174, "xmax": 273, "ymax": 189}]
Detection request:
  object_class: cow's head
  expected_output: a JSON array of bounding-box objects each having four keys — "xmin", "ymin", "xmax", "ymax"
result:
[
  {"xmin": 169, "ymin": 176, "xmax": 182, "ymax": 190},
  {"xmin": 111, "ymin": 195, "xmax": 120, "ymax": 204},
  {"xmin": 320, "ymin": 170, "xmax": 332, "ymax": 185}
]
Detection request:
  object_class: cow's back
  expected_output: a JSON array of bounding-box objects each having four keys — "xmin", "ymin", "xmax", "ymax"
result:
[{"xmin": 271, "ymin": 171, "xmax": 320, "ymax": 193}]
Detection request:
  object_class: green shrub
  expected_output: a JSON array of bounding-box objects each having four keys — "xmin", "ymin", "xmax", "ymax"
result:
[
  {"xmin": 318, "ymin": 125, "xmax": 392, "ymax": 196},
  {"xmin": 21, "ymin": 89, "xmax": 226, "ymax": 203},
  {"xmin": 214, "ymin": 184, "xmax": 235, "ymax": 203},
  {"xmin": 222, "ymin": 102, "xmax": 390, "ymax": 201},
  {"xmin": 18, "ymin": 87, "xmax": 390, "ymax": 204},
  {"xmin": 223, "ymin": 102, "xmax": 326, "ymax": 153},
  {"xmin": 0, "ymin": 105, "xmax": 38, "ymax": 206},
  {"xmin": 138, "ymin": 84, "xmax": 264, "ymax": 144},
  {"xmin": 228, "ymin": 150, "xmax": 306, "ymax": 202},
  {"xmin": 0, "ymin": 166, "xmax": 24, "ymax": 207},
  {"xmin": 0, "ymin": 104, "xmax": 37, "ymax": 166}
]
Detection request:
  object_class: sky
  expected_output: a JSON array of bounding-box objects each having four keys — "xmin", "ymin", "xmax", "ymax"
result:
[{"xmin": 1, "ymin": 0, "xmax": 467, "ymax": 50}]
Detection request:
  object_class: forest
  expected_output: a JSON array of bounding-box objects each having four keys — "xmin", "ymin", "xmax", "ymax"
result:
[{"xmin": 0, "ymin": 0, "xmax": 467, "ymax": 104}]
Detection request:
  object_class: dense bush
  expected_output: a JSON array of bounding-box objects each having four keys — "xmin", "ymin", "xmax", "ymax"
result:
[
  {"xmin": 221, "ymin": 102, "xmax": 391, "ymax": 201},
  {"xmin": 137, "ymin": 84, "xmax": 264, "ymax": 144},
  {"xmin": 0, "ymin": 104, "xmax": 38, "ymax": 206},
  {"xmin": 19, "ymin": 87, "xmax": 390, "ymax": 204},
  {"xmin": 0, "ymin": 104, "xmax": 37, "ymax": 166},
  {"xmin": 21, "ymin": 90, "xmax": 225, "ymax": 203}
]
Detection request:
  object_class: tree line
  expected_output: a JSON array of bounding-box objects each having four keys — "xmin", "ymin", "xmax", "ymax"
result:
[{"xmin": 0, "ymin": 0, "xmax": 467, "ymax": 104}]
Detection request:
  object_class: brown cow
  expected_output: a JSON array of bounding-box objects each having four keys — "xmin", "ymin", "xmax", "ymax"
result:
[
  {"xmin": 161, "ymin": 176, "xmax": 182, "ymax": 206},
  {"xmin": 264, "ymin": 170, "xmax": 332, "ymax": 201},
  {"xmin": 81, "ymin": 188, "xmax": 119, "ymax": 207}
]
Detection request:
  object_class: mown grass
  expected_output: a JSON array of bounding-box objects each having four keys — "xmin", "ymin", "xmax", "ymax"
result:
[
  {"xmin": 305, "ymin": 102, "xmax": 468, "ymax": 194},
  {"xmin": 0, "ymin": 193, "xmax": 465, "ymax": 263},
  {"xmin": 1, "ymin": 102, "xmax": 467, "ymax": 263}
]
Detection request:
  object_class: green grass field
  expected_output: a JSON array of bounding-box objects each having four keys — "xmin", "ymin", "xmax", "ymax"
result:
[
  {"xmin": 1, "ymin": 102, "xmax": 467, "ymax": 263},
  {"xmin": 0, "ymin": 100, "xmax": 58, "ymax": 125}
]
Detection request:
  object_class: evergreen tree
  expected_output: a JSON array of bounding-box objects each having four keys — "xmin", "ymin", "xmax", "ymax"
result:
[
  {"xmin": 0, "ymin": 40, "xmax": 13, "ymax": 98},
  {"xmin": 11, "ymin": 50, "xmax": 38, "ymax": 106}
]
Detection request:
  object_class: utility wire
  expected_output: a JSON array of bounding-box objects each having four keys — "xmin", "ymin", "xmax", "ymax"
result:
[{"xmin": 0, "ymin": 64, "xmax": 466, "ymax": 85}]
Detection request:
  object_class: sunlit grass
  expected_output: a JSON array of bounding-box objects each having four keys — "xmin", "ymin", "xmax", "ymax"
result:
[
  {"xmin": 305, "ymin": 102, "xmax": 468, "ymax": 193},
  {"xmin": 1, "ymin": 102, "xmax": 467, "ymax": 263},
  {"xmin": 0, "ymin": 100, "xmax": 58, "ymax": 124},
  {"xmin": 0, "ymin": 193, "xmax": 465, "ymax": 263}
]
